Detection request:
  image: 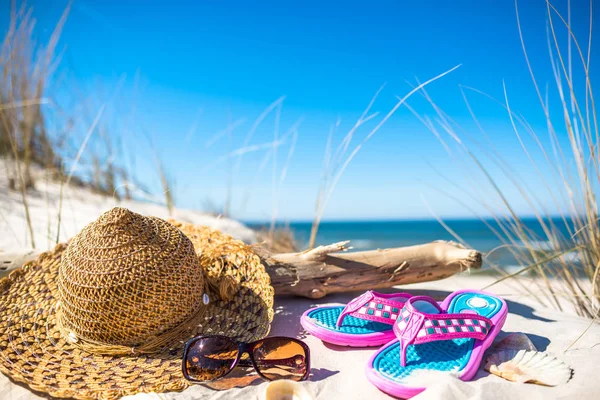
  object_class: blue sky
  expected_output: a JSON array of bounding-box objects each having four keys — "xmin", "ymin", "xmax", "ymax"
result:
[{"xmin": 6, "ymin": 0, "xmax": 597, "ymax": 221}]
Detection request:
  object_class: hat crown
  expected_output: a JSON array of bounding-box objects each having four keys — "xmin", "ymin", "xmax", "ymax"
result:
[{"xmin": 57, "ymin": 207, "xmax": 205, "ymax": 352}]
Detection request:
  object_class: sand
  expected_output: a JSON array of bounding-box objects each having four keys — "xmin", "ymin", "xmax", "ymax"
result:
[
  {"xmin": 120, "ymin": 275, "xmax": 599, "ymax": 400},
  {"xmin": 1, "ymin": 273, "xmax": 598, "ymax": 399},
  {"xmin": 1, "ymin": 161, "xmax": 599, "ymax": 399}
]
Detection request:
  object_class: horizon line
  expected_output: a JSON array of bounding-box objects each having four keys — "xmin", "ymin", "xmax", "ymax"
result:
[{"xmin": 242, "ymin": 214, "xmax": 577, "ymax": 225}]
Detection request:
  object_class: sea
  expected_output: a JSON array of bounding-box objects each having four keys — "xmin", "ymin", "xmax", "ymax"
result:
[{"xmin": 247, "ymin": 218, "xmax": 578, "ymax": 271}]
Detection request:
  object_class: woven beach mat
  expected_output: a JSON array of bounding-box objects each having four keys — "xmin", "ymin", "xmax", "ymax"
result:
[{"xmin": 0, "ymin": 208, "xmax": 274, "ymax": 400}]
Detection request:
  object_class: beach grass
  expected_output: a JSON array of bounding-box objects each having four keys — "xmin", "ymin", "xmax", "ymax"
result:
[
  {"xmin": 0, "ymin": 2, "xmax": 69, "ymax": 248},
  {"xmin": 0, "ymin": 2, "xmax": 298, "ymax": 249},
  {"xmin": 3, "ymin": 0, "xmax": 598, "ymax": 326},
  {"xmin": 255, "ymin": 225, "xmax": 298, "ymax": 253},
  {"xmin": 408, "ymin": 1, "xmax": 599, "ymax": 319},
  {"xmin": 0, "ymin": 2, "xmax": 182, "ymax": 245},
  {"xmin": 308, "ymin": 65, "xmax": 461, "ymax": 249},
  {"xmin": 0, "ymin": 1, "xmax": 459, "ymax": 257}
]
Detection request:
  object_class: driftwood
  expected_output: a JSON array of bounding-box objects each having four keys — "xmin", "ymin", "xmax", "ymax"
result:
[
  {"xmin": 260, "ymin": 240, "xmax": 482, "ymax": 299},
  {"xmin": 1, "ymin": 241, "xmax": 482, "ymax": 300}
]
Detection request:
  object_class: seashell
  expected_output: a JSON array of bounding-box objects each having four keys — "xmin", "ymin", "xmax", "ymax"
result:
[
  {"xmin": 491, "ymin": 332, "xmax": 537, "ymax": 352},
  {"xmin": 484, "ymin": 348, "xmax": 572, "ymax": 386},
  {"xmin": 264, "ymin": 379, "xmax": 314, "ymax": 400}
]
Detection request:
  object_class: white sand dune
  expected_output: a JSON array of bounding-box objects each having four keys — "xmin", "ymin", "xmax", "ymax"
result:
[{"xmin": 0, "ymin": 159, "xmax": 257, "ymax": 251}]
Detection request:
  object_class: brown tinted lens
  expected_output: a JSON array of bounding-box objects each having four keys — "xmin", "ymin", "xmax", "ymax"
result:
[
  {"xmin": 184, "ymin": 337, "xmax": 239, "ymax": 381},
  {"xmin": 252, "ymin": 338, "xmax": 308, "ymax": 381}
]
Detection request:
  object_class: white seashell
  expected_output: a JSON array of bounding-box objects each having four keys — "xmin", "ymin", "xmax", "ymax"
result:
[
  {"xmin": 491, "ymin": 332, "xmax": 537, "ymax": 352},
  {"xmin": 484, "ymin": 349, "xmax": 572, "ymax": 386},
  {"xmin": 264, "ymin": 380, "xmax": 314, "ymax": 400}
]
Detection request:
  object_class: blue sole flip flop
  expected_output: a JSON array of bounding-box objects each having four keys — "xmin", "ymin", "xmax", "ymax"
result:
[
  {"xmin": 301, "ymin": 291, "xmax": 412, "ymax": 347},
  {"xmin": 366, "ymin": 289, "xmax": 508, "ymax": 398}
]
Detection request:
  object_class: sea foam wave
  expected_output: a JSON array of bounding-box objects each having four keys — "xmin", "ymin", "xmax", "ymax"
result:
[
  {"xmin": 518, "ymin": 240, "xmax": 581, "ymax": 263},
  {"xmin": 348, "ymin": 239, "xmax": 375, "ymax": 250}
]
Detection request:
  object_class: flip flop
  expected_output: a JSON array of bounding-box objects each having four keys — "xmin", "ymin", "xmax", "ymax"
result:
[
  {"xmin": 366, "ymin": 289, "xmax": 508, "ymax": 398},
  {"xmin": 300, "ymin": 291, "xmax": 412, "ymax": 347}
]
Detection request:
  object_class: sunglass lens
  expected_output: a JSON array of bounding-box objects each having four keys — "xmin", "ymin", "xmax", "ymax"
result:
[
  {"xmin": 184, "ymin": 337, "xmax": 239, "ymax": 381},
  {"xmin": 252, "ymin": 338, "xmax": 308, "ymax": 381}
]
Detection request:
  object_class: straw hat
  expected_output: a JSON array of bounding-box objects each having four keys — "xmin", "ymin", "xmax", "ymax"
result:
[
  {"xmin": 170, "ymin": 220, "xmax": 274, "ymax": 342},
  {"xmin": 0, "ymin": 207, "xmax": 274, "ymax": 399}
]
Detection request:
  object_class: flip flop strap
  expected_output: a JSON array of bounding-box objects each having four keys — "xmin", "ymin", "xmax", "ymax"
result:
[
  {"xmin": 335, "ymin": 291, "xmax": 408, "ymax": 327},
  {"xmin": 393, "ymin": 296, "xmax": 493, "ymax": 366}
]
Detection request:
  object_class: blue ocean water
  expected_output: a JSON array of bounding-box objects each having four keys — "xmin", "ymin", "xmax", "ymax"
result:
[{"xmin": 248, "ymin": 218, "xmax": 576, "ymax": 270}]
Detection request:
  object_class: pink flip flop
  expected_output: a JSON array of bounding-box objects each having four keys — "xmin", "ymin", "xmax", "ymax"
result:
[
  {"xmin": 300, "ymin": 291, "xmax": 412, "ymax": 347},
  {"xmin": 366, "ymin": 289, "xmax": 508, "ymax": 398}
]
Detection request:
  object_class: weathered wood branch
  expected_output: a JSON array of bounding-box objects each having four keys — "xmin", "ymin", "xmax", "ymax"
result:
[{"xmin": 260, "ymin": 240, "xmax": 482, "ymax": 299}]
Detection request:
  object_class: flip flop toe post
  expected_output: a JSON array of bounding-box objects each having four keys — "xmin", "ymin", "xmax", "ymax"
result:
[
  {"xmin": 366, "ymin": 290, "xmax": 508, "ymax": 398},
  {"xmin": 300, "ymin": 291, "xmax": 412, "ymax": 347}
]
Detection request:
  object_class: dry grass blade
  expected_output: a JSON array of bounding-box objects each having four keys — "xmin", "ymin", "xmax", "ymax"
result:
[
  {"xmin": 308, "ymin": 65, "xmax": 461, "ymax": 248},
  {"xmin": 482, "ymin": 246, "xmax": 584, "ymax": 290},
  {"xmin": 269, "ymin": 117, "xmax": 301, "ymax": 239},
  {"xmin": 56, "ymin": 105, "xmax": 105, "ymax": 243},
  {"xmin": 233, "ymin": 96, "xmax": 285, "ymax": 177},
  {"xmin": 145, "ymin": 133, "xmax": 175, "ymax": 215},
  {"xmin": 1, "ymin": 109, "xmax": 35, "ymax": 247}
]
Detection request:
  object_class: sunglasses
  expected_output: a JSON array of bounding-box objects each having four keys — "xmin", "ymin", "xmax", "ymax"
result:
[{"xmin": 182, "ymin": 335, "xmax": 310, "ymax": 382}]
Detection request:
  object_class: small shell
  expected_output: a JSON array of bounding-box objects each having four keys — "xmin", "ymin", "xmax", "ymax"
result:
[
  {"xmin": 491, "ymin": 332, "xmax": 537, "ymax": 352},
  {"xmin": 484, "ymin": 347, "xmax": 572, "ymax": 386},
  {"xmin": 264, "ymin": 380, "xmax": 314, "ymax": 400}
]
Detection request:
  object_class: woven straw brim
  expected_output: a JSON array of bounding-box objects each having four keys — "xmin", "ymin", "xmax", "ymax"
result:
[
  {"xmin": 0, "ymin": 243, "xmax": 196, "ymax": 400},
  {"xmin": 170, "ymin": 221, "xmax": 274, "ymax": 343}
]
